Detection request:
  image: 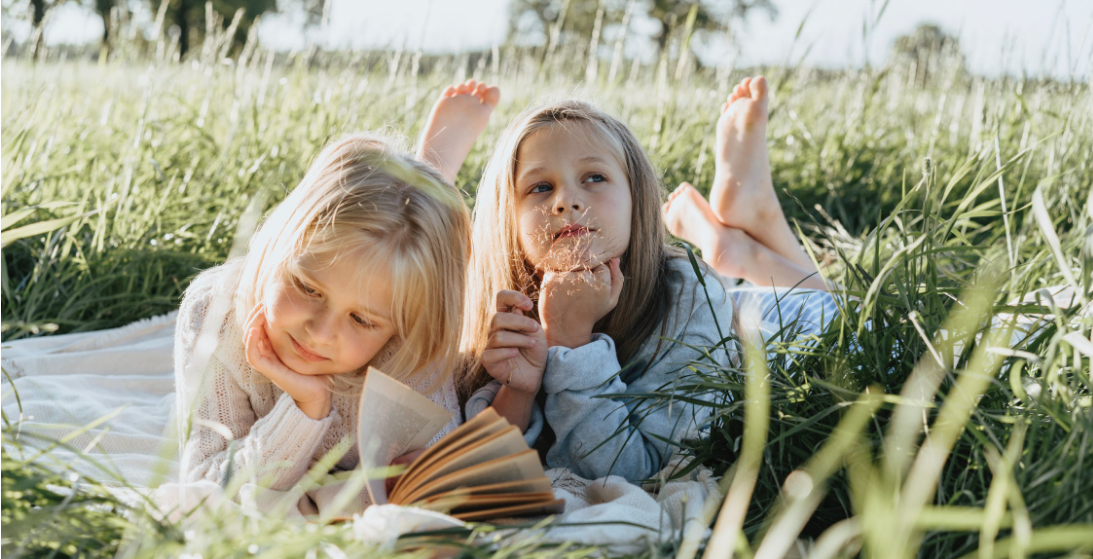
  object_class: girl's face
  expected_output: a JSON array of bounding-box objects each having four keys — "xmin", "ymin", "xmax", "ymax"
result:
[
  {"xmin": 261, "ymin": 249, "xmax": 397, "ymax": 376},
  {"xmin": 514, "ymin": 123, "xmax": 632, "ymax": 273}
]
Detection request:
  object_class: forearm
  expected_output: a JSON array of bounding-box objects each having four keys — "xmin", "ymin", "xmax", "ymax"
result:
[{"xmin": 490, "ymin": 386, "xmax": 537, "ymax": 432}]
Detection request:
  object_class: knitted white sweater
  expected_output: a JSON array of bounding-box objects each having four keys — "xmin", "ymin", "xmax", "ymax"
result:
[{"xmin": 173, "ymin": 262, "xmax": 461, "ymax": 491}]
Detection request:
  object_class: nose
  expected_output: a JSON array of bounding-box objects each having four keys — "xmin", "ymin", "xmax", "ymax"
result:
[
  {"xmin": 552, "ymin": 184, "xmax": 584, "ymax": 216},
  {"xmin": 304, "ymin": 305, "xmax": 337, "ymax": 346}
]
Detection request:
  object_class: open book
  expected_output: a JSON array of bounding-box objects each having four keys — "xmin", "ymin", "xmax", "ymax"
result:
[{"xmin": 358, "ymin": 368, "xmax": 565, "ymax": 521}]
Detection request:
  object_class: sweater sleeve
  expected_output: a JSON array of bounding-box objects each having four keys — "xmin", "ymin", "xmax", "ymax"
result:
[
  {"xmin": 540, "ymin": 259, "xmax": 734, "ymax": 481},
  {"xmin": 174, "ymin": 267, "xmax": 338, "ymax": 491},
  {"xmin": 465, "ymin": 379, "xmax": 545, "ymax": 446}
]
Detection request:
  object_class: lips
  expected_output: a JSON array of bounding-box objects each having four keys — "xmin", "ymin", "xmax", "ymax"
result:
[
  {"xmin": 289, "ymin": 334, "xmax": 328, "ymax": 362},
  {"xmin": 552, "ymin": 224, "xmax": 592, "ymax": 241}
]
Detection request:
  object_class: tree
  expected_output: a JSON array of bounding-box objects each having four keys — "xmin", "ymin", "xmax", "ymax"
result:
[
  {"xmin": 506, "ymin": 0, "xmax": 777, "ymax": 57},
  {"xmin": 647, "ymin": 0, "xmax": 774, "ymax": 54},
  {"xmin": 159, "ymin": 0, "xmax": 276, "ymax": 59},
  {"xmin": 91, "ymin": 0, "xmax": 115, "ymax": 52},
  {"xmin": 889, "ymin": 23, "xmax": 967, "ymax": 84}
]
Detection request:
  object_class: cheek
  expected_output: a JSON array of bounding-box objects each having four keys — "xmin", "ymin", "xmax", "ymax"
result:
[
  {"xmin": 339, "ymin": 330, "xmax": 395, "ymax": 369},
  {"xmin": 517, "ymin": 212, "xmax": 549, "ymax": 260},
  {"xmin": 263, "ymin": 285, "xmax": 306, "ymax": 330}
]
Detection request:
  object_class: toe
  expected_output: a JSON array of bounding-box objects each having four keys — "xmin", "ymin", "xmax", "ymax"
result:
[
  {"xmin": 749, "ymin": 76, "xmax": 768, "ymax": 99},
  {"xmin": 482, "ymin": 85, "xmax": 501, "ymax": 107},
  {"xmin": 442, "ymin": 85, "xmax": 456, "ymax": 97},
  {"xmin": 473, "ymin": 82, "xmax": 487, "ymax": 98},
  {"xmin": 464, "ymin": 79, "xmax": 477, "ymax": 90}
]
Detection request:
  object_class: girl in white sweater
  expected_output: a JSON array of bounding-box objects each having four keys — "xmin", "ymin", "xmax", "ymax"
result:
[{"xmin": 173, "ymin": 122, "xmax": 482, "ymax": 492}]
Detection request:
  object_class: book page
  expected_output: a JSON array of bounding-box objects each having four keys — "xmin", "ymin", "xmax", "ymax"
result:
[
  {"xmin": 390, "ymin": 413, "xmax": 507, "ymax": 499},
  {"xmin": 358, "ymin": 367, "xmax": 454, "ymax": 505},
  {"xmin": 423, "ymin": 477, "xmax": 554, "ymax": 502},
  {"xmin": 405, "ymin": 426, "xmax": 527, "ymax": 493},
  {"xmin": 403, "ymin": 449, "xmax": 546, "ymax": 504},
  {"xmin": 420, "ymin": 492, "xmax": 557, "ymax": 514},
  {"xmin": 391, "ymin": 418, "xmax": 511, "ymax": 501},
  {"xmin": 453, "ymin": 499, "xmax": 566, "ymax": 522}
]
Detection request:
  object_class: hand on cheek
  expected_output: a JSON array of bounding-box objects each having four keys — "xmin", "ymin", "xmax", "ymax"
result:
[
  {"xmin": 243, "ymin": 304, "xmax": 333, "ymax": 420},
  {"xmin": 539, "ymin": 257, "xmax": 624, "ymax": 348}
]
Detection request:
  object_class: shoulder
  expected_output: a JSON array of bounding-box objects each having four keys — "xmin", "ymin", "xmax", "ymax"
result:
[
  {"xmin": 656, "ymin": 255, "xmax": 733, "ymax": 341},
  {"xmin": 176, "ymin": 259, "xmax": 245, "ymax": 357},
  {"xmin": 663, "ymin": 255, "xmax": 731, "ymax": 310}
]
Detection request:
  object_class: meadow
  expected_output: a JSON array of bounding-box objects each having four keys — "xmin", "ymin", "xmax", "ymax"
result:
[{"xmin": 2, "ymin": 24, "xmax": 1092, "ymax": 559}]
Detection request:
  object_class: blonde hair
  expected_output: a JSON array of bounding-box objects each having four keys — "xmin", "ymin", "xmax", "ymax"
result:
[
  {"xmin": 235, "ymin": 133, "xmax": 470, "ymax": 393},
  {"xmin": 461, "ymin": 100, "xmax": 681, "ymax": 397}
]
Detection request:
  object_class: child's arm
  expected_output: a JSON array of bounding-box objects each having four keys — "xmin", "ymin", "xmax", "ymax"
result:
[
  {"xmin": 416, "ymin": 80, "xmax": 500, "ymax": 185},
  {"xmin": 464, "ymin": 289, "xmax": 547, "ymax": 440},
  {"xmin": 539, "ymin": 261, "xmax": 732, "ymax": 481},
  {"xmin": 174, "ymin": 270, "xmax": 337, "ymax": 491}
]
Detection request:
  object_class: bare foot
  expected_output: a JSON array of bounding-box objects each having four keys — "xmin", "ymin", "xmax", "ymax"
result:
[
  {"xmin": 416, "ymin": 79, "xmax": 501, "ymax": 185},
  {"xmin": 663, "ymin": 182, "xmax": 755, "ymax": 279},
  {"xmin": 709, "ymin": 76, "xmax": 780, "ymax": 231},
  {"xmin": 664, "ymin": 182, "xmax": 827, "ymax": 290}
]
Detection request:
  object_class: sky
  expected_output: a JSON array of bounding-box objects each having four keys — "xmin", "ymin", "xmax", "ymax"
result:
[{"xmin": 8, "ymin": 0, "xmax": 1093, "ymax": 79}]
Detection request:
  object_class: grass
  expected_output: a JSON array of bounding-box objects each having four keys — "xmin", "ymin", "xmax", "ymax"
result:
[{"xmin": 3, "ymin": 17, "xmax": 1093, "ymax": 559}]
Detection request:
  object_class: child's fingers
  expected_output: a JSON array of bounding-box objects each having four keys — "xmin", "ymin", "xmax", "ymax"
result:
[
  {"xmin": 608, "ymin": 257, "xmax": 625, "ymax": 303},
  {"xmin": 482, "ymin": 347, "xmax": 520, "ymax": 368},
  {"xmin": 490, "ymin": 312, "xmax": 540, "ymax": 333},
  {"xmin": 495, "ymin": 290, "xmax": 534, "ymax": 312},
  {"xmin": 487, "ymin": 331, "xmax": 539, "ymax": 350}
]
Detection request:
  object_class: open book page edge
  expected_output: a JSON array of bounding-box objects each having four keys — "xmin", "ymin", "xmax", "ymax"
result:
[
  {"xmin": 358, "ymin": 367, "xmax": 455, "ymax": 506},
  {"xmin": 421, "ymin": 477, "xmax": 554, "ymax": 502},
  {"xmin": 393, "ymin": 425, "xmax": 525, "ymax": 502},
  {"xmin": 390, "ymin": 415, "xmax": 508, "ymax": 500},
  {"xmin": 399, "ymin": 448, "xmax": 545, "ymax": 505},
  {"xmin": 420, "ymin": 491, "xmax": 558, "ymax": 512},
  {"xmin": 451, "ymin": 499, "xmax": 567, "ymax": 522},
  {"xmin": 414, "ymin": 407, "xmax": 500, "ymax": 462}
]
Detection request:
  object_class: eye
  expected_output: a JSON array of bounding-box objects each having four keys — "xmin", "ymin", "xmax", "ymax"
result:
[
  {"xmin": 528, "ymin": 182, "xmax": 553, "ymax": 194},
  {"xmin": 351, "ymin": 313, "xmax": 377, "ymax": 329},
  {"xmin": 293, "ymin": 277, "xmax": 320, "ymax": 297},
  {"xmin": 583, "ymin": 173, "xmax": 607, "ymax": 184}
]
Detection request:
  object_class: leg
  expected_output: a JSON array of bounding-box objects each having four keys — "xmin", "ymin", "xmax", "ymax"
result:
[
  {"xmin": 416, "ymin": 79, "xmax": 501, "ymax": 185},
  {"xmin": 664, "ymin": 183, "xmax": 827, "ymax": 291},
  {"xmin": 710, "ymin": 76, "xmax": 814, "ymax": 272}
]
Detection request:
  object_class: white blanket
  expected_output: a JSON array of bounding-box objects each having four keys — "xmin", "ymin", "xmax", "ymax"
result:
[{"xmin": 1, "ymin": 314, "xmax": 720, "ymax": 551}]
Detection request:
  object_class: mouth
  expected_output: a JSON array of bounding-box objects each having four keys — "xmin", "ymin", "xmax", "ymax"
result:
[
  {"xmin": 552, "ymin": 224, "xmax": 593, "ymax": 242},
  {"xmin": 289, "ymin": 334, "xmax": 329, "ymax": 363}
]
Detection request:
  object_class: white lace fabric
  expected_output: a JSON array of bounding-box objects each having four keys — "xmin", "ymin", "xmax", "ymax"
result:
[{"xmin": 174, "ymin": 262, "xmax": 461, "ymax": 491}]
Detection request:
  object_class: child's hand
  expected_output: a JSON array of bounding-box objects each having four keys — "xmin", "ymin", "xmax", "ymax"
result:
[
  {"xmin": 540, "ymin": 257, "xmax": 624, "ymax": 348},
  {"xmin": 483, "ymin": 290, "xmax": 547, "ymax": 395},
  {"xmin": 244, "ymin": 305, "xmax": 333, "ymax": 420}
]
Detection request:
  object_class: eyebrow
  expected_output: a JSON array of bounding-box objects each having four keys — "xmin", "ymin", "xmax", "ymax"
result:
[
  {"xmin": 516, "ymin": 156, "xmax": 611, "ymax": 185},
  {"xmin": 296, "ymin": 269, "xmax": 391, "ymax": 322}
]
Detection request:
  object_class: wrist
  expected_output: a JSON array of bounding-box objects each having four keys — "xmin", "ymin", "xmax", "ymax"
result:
[
  {"xmin": 543, "ymin": 322, "xmax": 593, "ymax": 349},
  {"xmin": 295, "ymin": 397, "xmax": 331, "ymax": 420},
  {"xmin": 500, "ymin": 382, "xmax": 539, "ymax": 398}
]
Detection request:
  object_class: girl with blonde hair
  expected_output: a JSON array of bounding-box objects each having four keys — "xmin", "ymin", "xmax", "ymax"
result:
[{"xmin": 176, "ymin": 80, "xmax": 501, "ymax": 492}]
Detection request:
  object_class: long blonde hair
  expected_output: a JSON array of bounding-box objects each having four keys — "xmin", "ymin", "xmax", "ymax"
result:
[
  {"xmin": 461, "ymin": 100, "xmax": 680, "ymax": 397},
  {"xmin": 236, "ymin": 133, "xmax": 470, "ymax": 393}
]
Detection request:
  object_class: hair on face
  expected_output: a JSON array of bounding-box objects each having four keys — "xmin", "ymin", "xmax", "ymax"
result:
[
  {"xmin": 461, "ymin": 100, "xmax": 681, "ymax": 397},
  {"xmin": 235, "ymin": 132, "xmax": 471, "ymax": 393}
]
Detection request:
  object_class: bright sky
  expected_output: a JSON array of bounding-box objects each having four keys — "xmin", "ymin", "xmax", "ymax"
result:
[{"xmin": 10, "ymin": 0, "xmax": 1093, "ymax": 79}]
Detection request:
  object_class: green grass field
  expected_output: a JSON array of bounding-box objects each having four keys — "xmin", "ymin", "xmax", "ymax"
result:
[{"xmin": 2, "ymin": 35, "xmax": 1092, "ymax": 559}]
